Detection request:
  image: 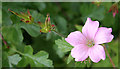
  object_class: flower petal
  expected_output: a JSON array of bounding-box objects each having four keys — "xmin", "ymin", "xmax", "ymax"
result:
[
  {"xmin": 94, "ymin": 27, "xmax": 114, "ymax": 44},
  {"xmin": 89, "ymin": 45, "xmax": 106, "ymax": 63},
  {"xmin": 82, "ymin": 17, "xmax": 99, "ymax": 40},
  {"xmin": 65, "ymin": 31, "xmax": 87, "ymax": 47},
  {"xmin": 71, "ymin": 45, "xmax": 89, "ymax": 61}
]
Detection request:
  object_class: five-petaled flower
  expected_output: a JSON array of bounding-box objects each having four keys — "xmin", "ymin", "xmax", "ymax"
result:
[{"xmin": 65, "ymin": 18, "xmax": 114, "ymax": 63}]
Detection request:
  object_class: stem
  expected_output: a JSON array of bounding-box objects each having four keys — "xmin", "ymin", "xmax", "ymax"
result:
[
  {"xmin": 14, "ymin": 49, "xmax": 24, "ymax": 56},
  {"xmin": 54, "ymin": 31, "xmax": 65, "ymax": 38},
  {"xmin": 103, "ymin": 45, "xmax": 116, "ymax": 69},
  {"xmin": 0, "ymin": 33, "xmax": 7, "ymax": 46}
]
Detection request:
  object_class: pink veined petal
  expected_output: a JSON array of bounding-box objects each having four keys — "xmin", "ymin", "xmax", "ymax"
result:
[
  {"xmin": 94, "ymin": 27, "xmax": 114, "ymax": 44},
  {"xmin": 71, "ymin": 45, "xmax": 89, "ymax": 61},
  {"xmin": 65, "ymin": 31, "xmax": 87, "ymax": 47},
  {"xmin": 88, "ymin": 45, "xmax": 106, "ymax": 63},
  {"xmin": 82, "ymin": 17, "xmax": 99, "ymax": 40}
]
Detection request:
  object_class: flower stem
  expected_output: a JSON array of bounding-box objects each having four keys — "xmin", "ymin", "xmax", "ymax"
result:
[
  {"xmin": 54, "ymin": 31, "xmax": 65, "ymax": 38},
  {"xmin": 103, "ymin": 45, "xmax": 116, "ymax": 69},
  {"xmin": 0, "ymin": 33, "xmax": 7, "ymax": 46}
]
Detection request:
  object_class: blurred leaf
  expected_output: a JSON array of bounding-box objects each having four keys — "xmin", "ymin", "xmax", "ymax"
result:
[
  {"xmin": 55, "ymin": 38, "xmax": 73, "ymax": 53},
  {"xmin": 75, "ymin": 61, "xmax": 86, "ymax": 67},
  {"xmin": 53, "ymin": 45, "xmax": 65, "ymax": 58},
  {"xmin": 102, "ymin": 13, "xmax": 115, "ymax": 27},
  {"xmin": 2, "ymin": 52, "xmax": 9, "ymax": 67},
  {"xmin": 101, "ymin": 2, "xmax": 112, "ymax": 11},
  {"xmin": 75, "ymin": 25, "xmax": 83, "ymax": 32},
  {"xmin": 92, "ymin": 57, "xmax": 112, "ymax": 67},
  {"xmin": 67, "ymin": 53, "xmax": 73, "ymax": 64},
  {"xmin": 8, "ymin": 54, "xmax": 22, "ymax": 67},
  {"xmin": 18, "ymin": 45, "xmax": 53, "ymax": 67},
  {"xmin": 54, "ymin": 16, "xmax": 67, "ymax": 34},
  {"xmin": 2, "ymin": 26, "xmax": 23, "ymax": 44},
  {"xmin": 2, "ymin": 9, "xmax": 12, "ymax": 26},
  {"xmin": 32, "ymin": 2, "xmax": 46, "ymax": 11},
  {"xmin": 46, "ymin": 31, "xmax": 60, "ymax": 41},
  {"xmin": 30, "ymin": 10, "xmax": 45, "ymax": 23},
  {"xmin": 80, "ymin": 4, "xmax": 104, "ymax": 22},
  {"xmin": 19, "ymin": 23, "xmax": 40, "ymax": 37},
  {"xmin": 108, "ymin": 40, "xmax": 118, "ymax": 67}
]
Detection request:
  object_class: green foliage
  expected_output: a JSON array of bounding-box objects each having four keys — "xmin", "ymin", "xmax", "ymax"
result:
[
  {"xmin": 18, "ymin": 46, "xmax": 53, "ymax": 67},
  {"xmin": 80, "ymin": 3, "xmax": 105, "ymax": 22},
  {"xmin": 67, "ymin": 53, "xmax": 73, "ymax": 64},
  {"xmin": 8, "ymin": 54, "xmax": 22, "ymax": 67},
  {"xmin": 75, "ymin": 61, "xmax": 86, "ymax": 67},
  {"xmin": 55, "ymin": 38, "xmax": 73, "ymax": 53},
  {"xmin": 1, "ymin": 2, "xmax": 119, "ymax": 68},
  {"xmin": 2, "ymin": 25, "xmax": 23, "ymax": 44},
  {"xmin": 75, "ymin": 25, "xmax": 83, "ymax": 32},
  {"xmin": 54, "ymin": 16, "xmax": 67, "ymax": 34},
  {"xmin": 19, "ymin": 23, "xmax": 40, "ymax": 37}
]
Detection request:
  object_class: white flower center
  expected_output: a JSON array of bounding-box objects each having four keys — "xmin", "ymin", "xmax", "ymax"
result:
[{"xmin": 86, "ymin": 40, "xmax": 94, "ymax": 47}]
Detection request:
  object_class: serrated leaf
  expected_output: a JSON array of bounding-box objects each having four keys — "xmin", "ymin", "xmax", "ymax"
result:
[
  {"xmin": 8, "ymin": 54, "xmax": 22, "ymax": 67},
  {"xmin": 18, "ymin": 46, "xmax": 53, "ymax": 67},
  {"xmin": 67, "ymin": 53, "xmax": 73, "ymax": 64},
  {"xmin": 53, "ymin": 45, "xmax": 65, "ymax": 58},
  {"xmin": 55, "ymin": 38, "xmax": 73, "ymax": 52},
  {"xmin": 19, "ymin": 23, "xmax": 40, "ymax": 37}
]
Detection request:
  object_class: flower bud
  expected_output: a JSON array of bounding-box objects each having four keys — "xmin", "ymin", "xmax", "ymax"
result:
[
  {"xmin": 38, "ymin": 14, "xmax": 55, "ymax": 33},
  {"xmin": 108, "ymin": 3, "xmax": 118, "ymax": 17},
  {"xmin": 8, "ymin": 9, "xmax": 34, "ymax": 24}
]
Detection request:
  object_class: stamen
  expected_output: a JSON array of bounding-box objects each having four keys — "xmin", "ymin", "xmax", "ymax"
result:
[{"xmin": 87, "ymin": 40, "xmax": 94, "ymax": 47}]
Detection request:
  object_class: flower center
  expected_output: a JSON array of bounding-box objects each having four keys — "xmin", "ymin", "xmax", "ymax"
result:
[{"xmin": 86, "ymin": 40, "xmax": 94, "ymax": 47}]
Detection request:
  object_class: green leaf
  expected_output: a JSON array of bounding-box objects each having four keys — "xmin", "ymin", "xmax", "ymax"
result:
[
  {"xmin": 75, "ymin": 61, "xmax": 86, "ymax": 67},
  {"xmin": 53, "ymin": 45, "xmax": 65, "ymax": 58},
  {"xmin": 19, "ymin": 23, "xmax": 40, "ymax": 37},
  {"xmin": 18, "ymin": 46, "xmax": 53, "ymax": 67},
  {"xmin": 54, "ymin": 16, "xmax": 67, "ymax": 34},
  {"xmin": 75, "ymin": 25, "xmax": 83, "ymax": 32},
  {"xmin": 55, "ymin": 38, "xmax": 73, "ymax": 52},
  {"xmin": 32, "ymin": 2, "xmax": 46, "ymax": 11},
  {"xmin": 2, "ymin": 26, "xmax": 23, "ymax": 44},
  {"xmin": 0, "ymin": 32, "xmax": 2, "ymax": 69},
  {"xmin": 102, "ymin": 13, "xmax": 115, "ymax": 27},
  {"xmin": 8, "ymin": 54, "xmax": 22, "ymax": 67},
  {"xmin": 67, "ymin": 53, "xmax": 73, "ymax": 64},
  {"xmin": 80, "ymin": 4, "xmax": 104, "ymax": 22},
  {"xmin": 2, "ymin": 52, "xmax": 9, "ymax": 67},
  {"xmin": 2, "ymin": 9, "xmax": 12, "ymax": 26}
]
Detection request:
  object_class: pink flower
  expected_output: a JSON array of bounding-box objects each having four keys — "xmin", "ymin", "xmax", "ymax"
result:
[{"xmin": 65, "ymin": 18, "xmax": 114, "ymax": 63}]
